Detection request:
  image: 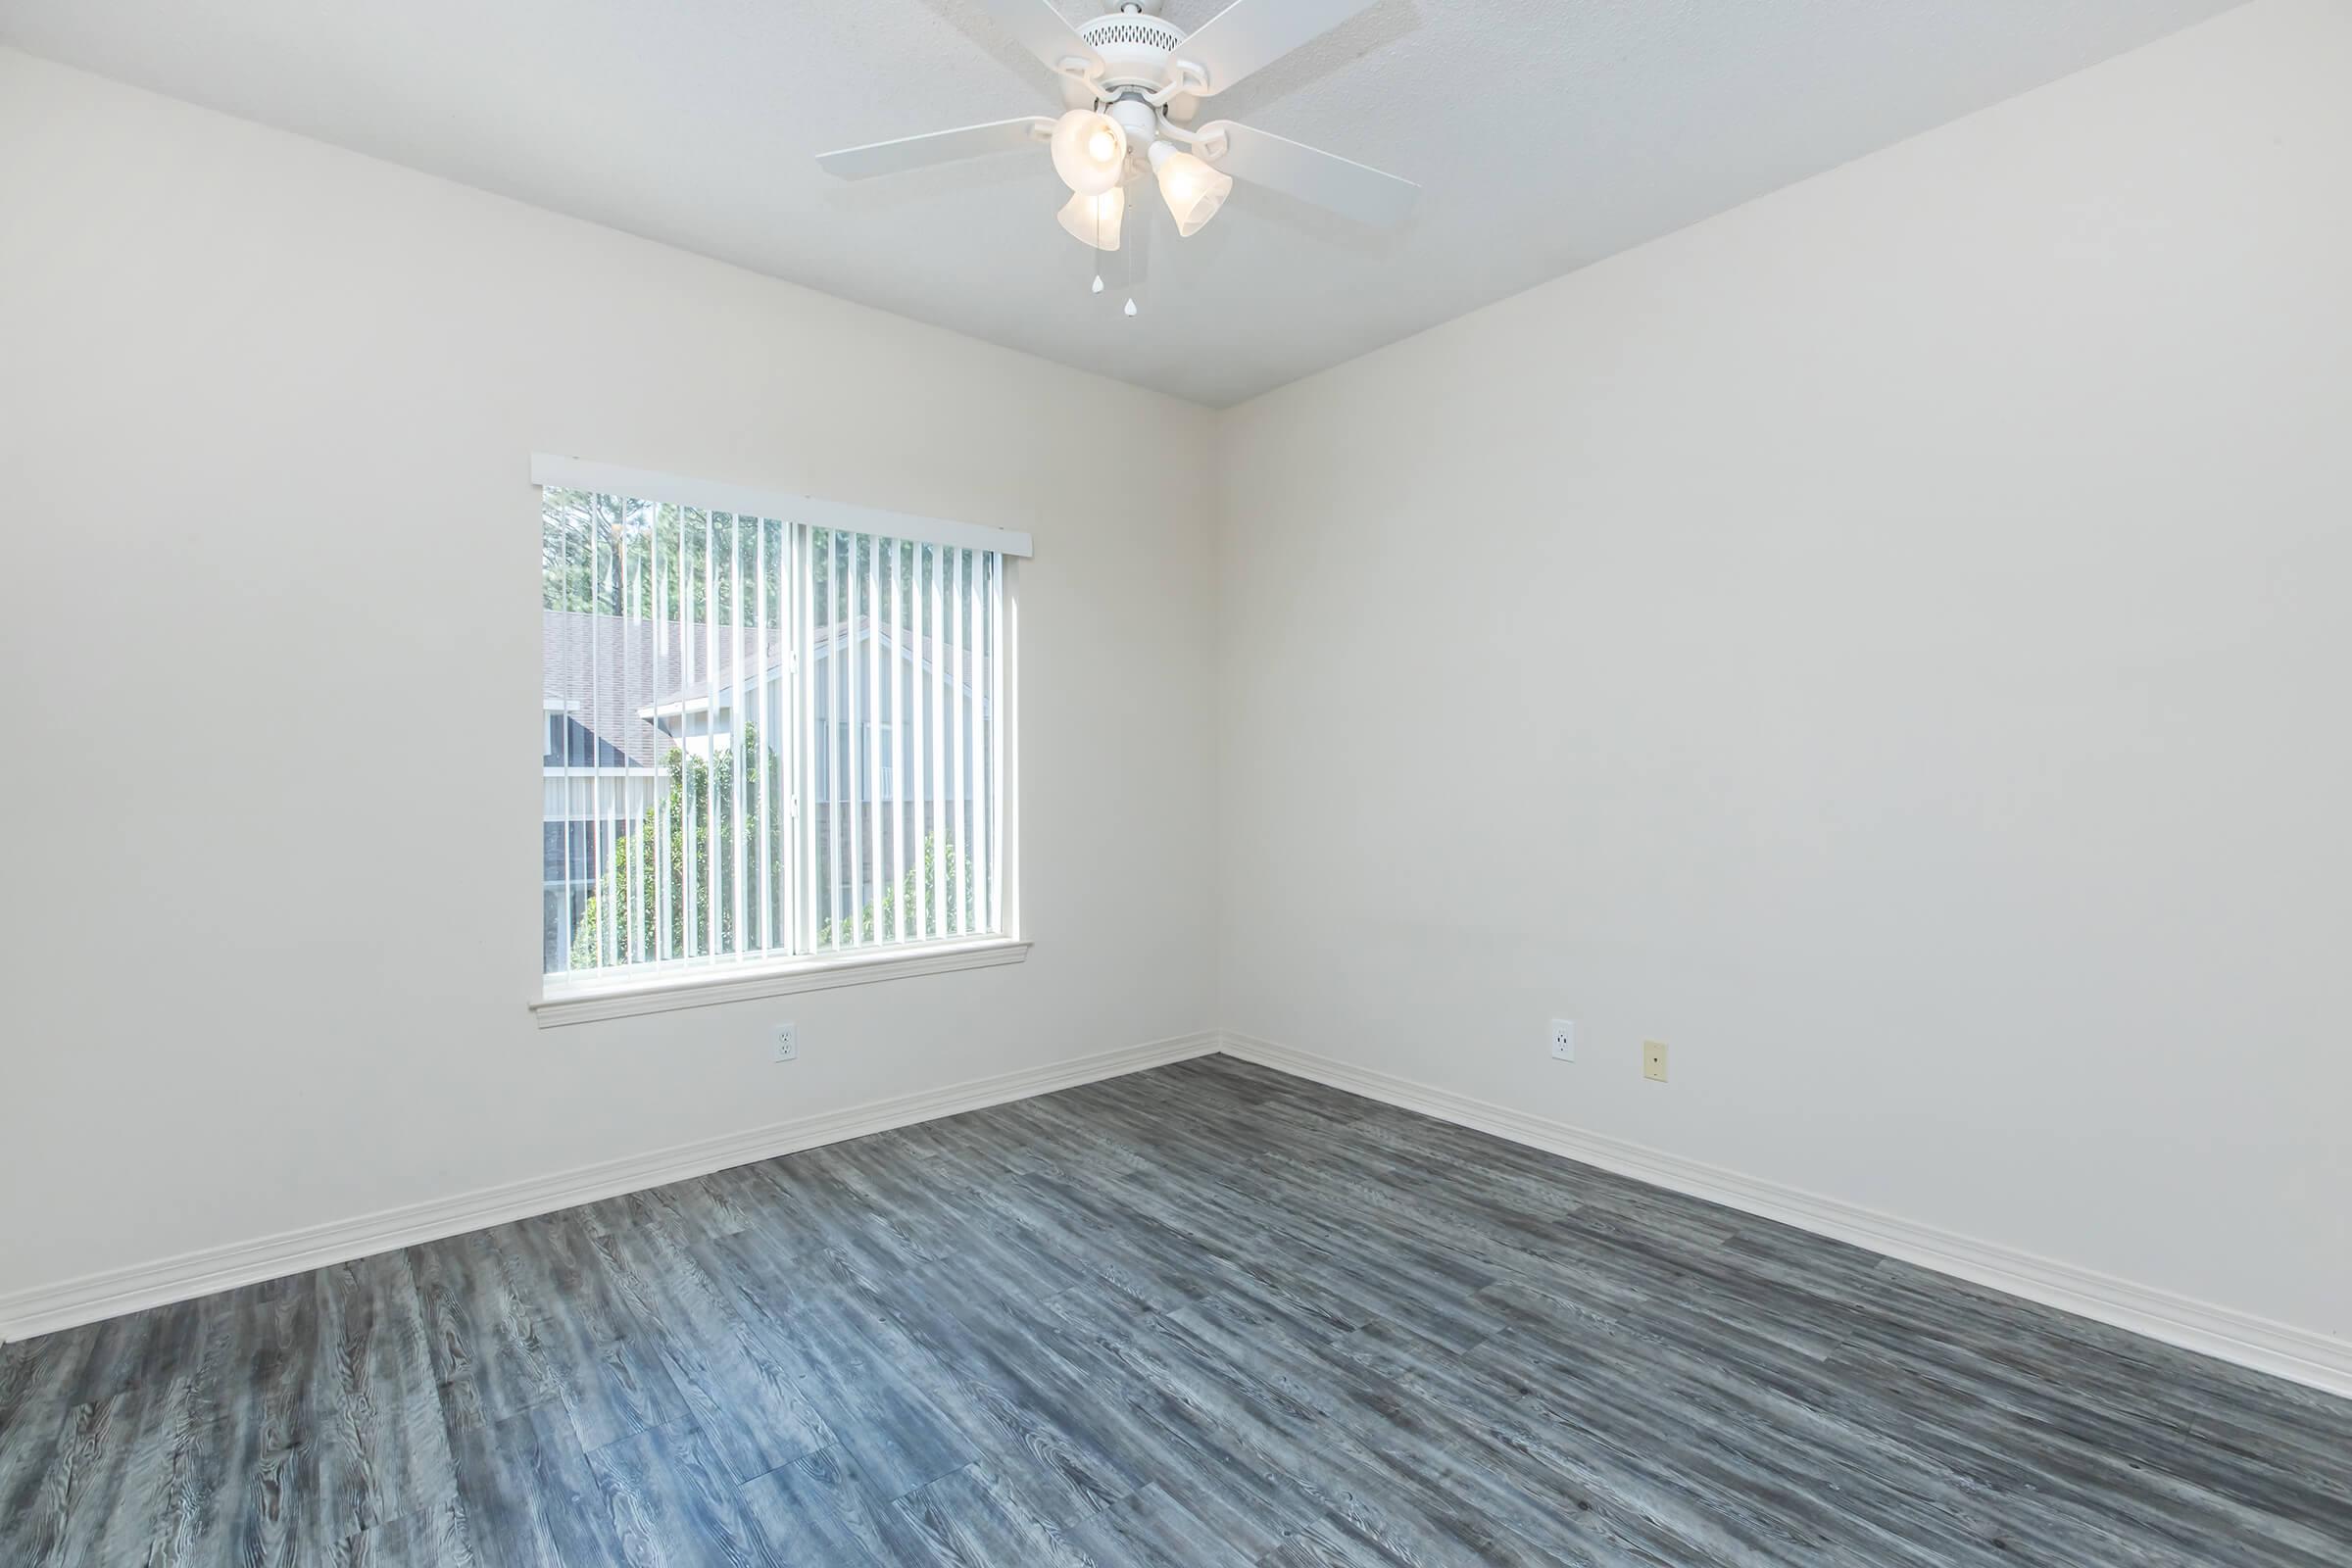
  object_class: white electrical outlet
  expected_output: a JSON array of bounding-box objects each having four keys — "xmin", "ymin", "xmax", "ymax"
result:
[
  {"xmin": 1549, "ymin": 1019, "xmax": 1576, "ymax": 1061},
  {"xmin": 773, "ymin": 1022, "xmax": 799, "ymax": 1062}
]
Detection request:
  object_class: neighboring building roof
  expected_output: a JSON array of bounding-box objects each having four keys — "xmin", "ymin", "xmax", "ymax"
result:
[
  {"xmin": 545, "ymin": 609, "xmax": 996, "ymax": 766},
  {"xmin": 646, "ymin": 616, "xmax": 992, "ymax": 712},
  {"xmin": 542, "ymin": 609, "xmax": 686, "ymax": 767},
  {"xmin": 642, "ymin": 621, "xmax": 794, "ymax": 716}
]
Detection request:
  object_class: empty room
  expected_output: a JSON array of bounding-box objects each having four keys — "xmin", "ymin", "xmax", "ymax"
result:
[{"xmin": 2, "ymin": 0, "xmax": 2347, "ymax": 1563}]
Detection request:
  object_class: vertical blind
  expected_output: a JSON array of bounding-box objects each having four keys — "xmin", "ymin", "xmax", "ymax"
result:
[{"xmin": 541, "ymin": 483, "xmax": 1007, "ymax": 985}]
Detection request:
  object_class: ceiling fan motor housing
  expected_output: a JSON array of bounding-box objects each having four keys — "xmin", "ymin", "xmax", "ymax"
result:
[{"xmin": 1067, "ymin": 10, "xmax": 1199, "ymax": 121}]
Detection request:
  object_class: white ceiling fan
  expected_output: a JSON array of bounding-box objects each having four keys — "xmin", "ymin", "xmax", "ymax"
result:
[{"xmin": 816, "ymin": 0, "xmax": 1417, "ymax": 254}]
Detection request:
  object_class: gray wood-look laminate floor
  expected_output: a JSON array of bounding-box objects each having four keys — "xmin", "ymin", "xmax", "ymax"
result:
[{"xmin": 3, "ymin": 1054, "xmax": 2348, "ymax": 1566}]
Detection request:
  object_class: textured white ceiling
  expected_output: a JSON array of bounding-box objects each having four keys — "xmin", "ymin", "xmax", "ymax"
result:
[{"xmin": 1, "ymin": 0, "xmax": 2241, "ymax": 406}]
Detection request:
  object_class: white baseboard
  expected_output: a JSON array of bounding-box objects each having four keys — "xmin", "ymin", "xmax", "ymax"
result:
[
  {"xmin": 0, "ymin": 1031, "xmax": 1220, "ymax": 1344},
  {"xmin": 1218, "ymin": 1032, "xmax": 2352, "ymax": 1399},
  {"xmin": 15, "ymin": 1026, "xmax": 2346, "ymax": 1401}
]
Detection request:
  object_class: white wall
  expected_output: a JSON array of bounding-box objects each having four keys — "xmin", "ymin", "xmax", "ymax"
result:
[
  {"xmin": 1214, "ymin": 0, "xmax": 2350, "ymax": 1345},
  {"xmin": 0, "ymin": 50, "xmax": 1218, "ymax": 1304},
  {"xmin": 6, "ymin": 0, "xmax": 2347, "ymax": 1367}
]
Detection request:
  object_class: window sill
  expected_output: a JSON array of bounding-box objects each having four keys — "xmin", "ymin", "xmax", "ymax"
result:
[{"xmin": 531, "ymin": 937, "xmax": 1031, "ymax": 1028}]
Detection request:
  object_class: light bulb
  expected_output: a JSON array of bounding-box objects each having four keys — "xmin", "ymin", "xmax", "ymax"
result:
[
  {"xmin": 1148, "ymin": 141, "xmax": 1232, "ymax": 237},
  {"xmin": 1056, "ymin": 186, "xmax": 1125, "ymax": 251},
  {"xmin": 1051, "ymin": 110, "xmax": 1126, "ymax": 196},
  {"xmin": 1124, "ymin": 298, "xmax": 1138, "ymax": 317},
  {"xmin": 1092, "ymin": 273, "xmax": 1104, "ymax": 294}
]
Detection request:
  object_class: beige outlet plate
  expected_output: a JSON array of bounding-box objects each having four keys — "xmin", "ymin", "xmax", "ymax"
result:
[{"xmin": 1642, "ymin": 1040, "xmax": 1669, "ymax": 1082}]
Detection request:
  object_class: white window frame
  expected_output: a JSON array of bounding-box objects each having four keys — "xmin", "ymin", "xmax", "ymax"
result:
[{"xmin": 529, "ymin": 455, "xmax": 1027, "ymax": 1027}]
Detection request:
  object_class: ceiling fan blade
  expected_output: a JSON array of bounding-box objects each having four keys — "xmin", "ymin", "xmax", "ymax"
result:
[
  {"xmin": 968, "ymin": 0, "xmax": 1105, "ymax": 77},
  {"xmin": 1200, "ymin": 121, "xmax": 1418, "ymax": 227},
  {"xmin": 1174, "ymin": 0, "xmax": 1377, "ymax": 96},
  {"xmin": 816, "ymin": 117, "xmax": 1054, "ymax": 180}
]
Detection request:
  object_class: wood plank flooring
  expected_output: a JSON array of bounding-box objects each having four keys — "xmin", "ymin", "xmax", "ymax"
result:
[{"xmin": 3, "ymin": 1054, "xmax": 2347, "ymax": 1565}]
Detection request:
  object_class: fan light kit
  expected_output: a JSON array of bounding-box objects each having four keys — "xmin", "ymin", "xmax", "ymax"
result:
[
  {"xmin": 1058, "ymin": 185, "xmax": 1127, "ymax": 249},
  {"xmin": 1050, "ymin": 108, "xmax": 1128, "ymax": 195},
  {"xmin": 818, "ymin": 0, "xmax": 1417, "ymax": 264}
]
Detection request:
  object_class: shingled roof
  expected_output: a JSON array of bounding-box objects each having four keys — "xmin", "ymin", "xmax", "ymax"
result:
[
  {"xmin": 542, "ymin": 609, "xmax": 680, "ymax": 768},
  {"xmin": 545, "ymin": 609, "xmax": 994, "ymax": 767}
]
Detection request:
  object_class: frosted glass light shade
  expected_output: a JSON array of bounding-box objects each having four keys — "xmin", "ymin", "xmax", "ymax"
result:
[
  {"xmin": 1057, "ymin": 187, "xmax": 1125, "ymax": 251},
  {"xmin": 1051, "ymin": 110, "xmax": 1127, "ymax": 196},
  {"xmin": 1149, "ymin": 141, "xmax": 1231, "ymax": 237}
]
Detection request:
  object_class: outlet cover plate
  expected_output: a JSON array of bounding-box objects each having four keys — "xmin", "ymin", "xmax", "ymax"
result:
[
  {"xmin": 773, "ymin": 1022, "xmax": 799, "ymax": 1062},
  {"xmin": 1549, "ymin": 1019, "xmax": 1575, "ymax": 1061},
  {"xmin": 1642, "ymin": 1040, "xmax": 1668, "ymax": 1082}
]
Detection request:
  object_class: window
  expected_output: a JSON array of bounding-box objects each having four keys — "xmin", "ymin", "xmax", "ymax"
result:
[{"xmin": 535, "ymin": 459, "xmax": 1023, "ymax": 1006}]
